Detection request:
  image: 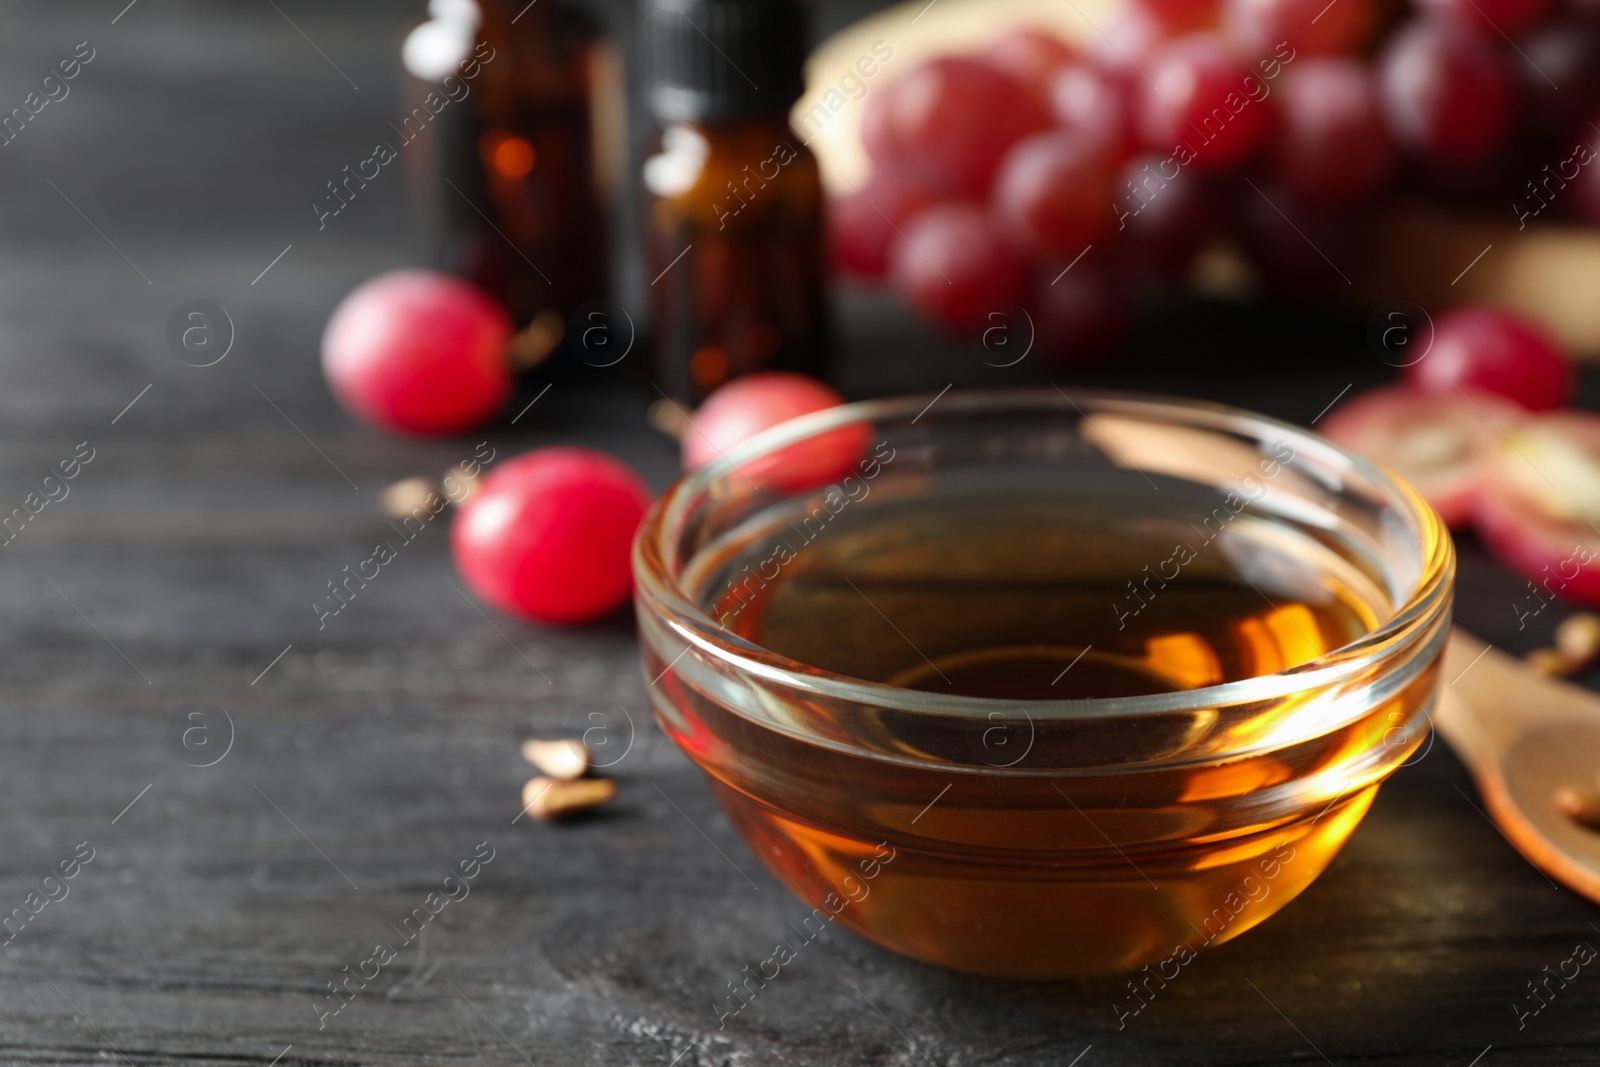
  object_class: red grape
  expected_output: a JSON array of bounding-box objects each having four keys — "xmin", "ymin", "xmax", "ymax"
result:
[
  {"xmin": 862, "ymin": 57, "xmax": 1047, "ymax": 197},
  {"xmin": 1571, "ymin": 115, "xmax": 1600, "ymax": 224},
  {"xmin": 890, "ymin": 203, "xmax": 1027, "ymax": 333},
  {"xmin": 1138, "ymin": 35, "xmax": 1273, "ymax": 173},
  {"xmin": 1088, "ymin": 5, "xmax": 1170, "ymax": 70},
  {"xmin": 681, "ymin": 372, "xmax": 869, "ymax": 492},
  {"xmin": 1416, "ymin": 0, "xmax": 1550, "ymax": 36},
  {"xmin": 1139, "ymin": 0, "xmax": 1223, "ymax": 29},
  {"xmin": 322, "ymin": 270, "xmax": 512, "ymax": 435},
  {"xmin": 829, "ymin": 171, "xmax": 938, "ymax": 279},
  {"xmin": 984, "ymin": 27, "xmax": 1077, "ymax": 103},
  {"xmin": 992, "ymin": 131, "xmax": 1120, "ymax": 258},
  {"xmin": 1116, "ymin": 153, "xmax": 1217, "ymax": 277},
  {"xmin": 1030, "ymin": 261, "xmax": 1133, "ymax": 365},
  {"xmin": 1402, "ymin": 305, "xmax": 1573, "ymax": 410},
  {"xmin": 1517, "ymin": 20, "xmax": 1600, "ymax": 140},
  {"xmin": 1223, "ymin": 0, "xmax": 1373, "ymax": 56},
  {"xmin": 1274, "ymin": 58, "xmax": 1395, "ymax": 204},
  {"xmin": 681, "ymin": 372, "xmax": 845, "ymax": 470},
  {"xmin": 1048, "ymin": 63, "xmax": 1140, "ymax": 162},
  {"xmin": 1320, "ymin": 385, "xmax": 1518, "ymax": 527},
  {"xmin": 452, "ymin": 447, "xmax": 652, "ymax": 625},
  {"xmin": 1378, "ymin": 18, "xmax": 1514, "ymax": 165}
]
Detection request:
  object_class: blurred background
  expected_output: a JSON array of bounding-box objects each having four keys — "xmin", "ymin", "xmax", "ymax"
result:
[{"xmin": 0, "ymin": 0, "xmax": 1400, "ymax": 426}]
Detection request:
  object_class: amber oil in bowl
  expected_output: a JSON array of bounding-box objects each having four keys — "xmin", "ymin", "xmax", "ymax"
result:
[{"xmin": 633, "ymin": 390, "xmax": 1453, "ymax": 977}]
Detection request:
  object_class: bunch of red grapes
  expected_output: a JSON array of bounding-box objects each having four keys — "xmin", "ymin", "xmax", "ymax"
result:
[{"xmin": 831, "ymin": 0, "xmax": 1600, "ymax": 358}]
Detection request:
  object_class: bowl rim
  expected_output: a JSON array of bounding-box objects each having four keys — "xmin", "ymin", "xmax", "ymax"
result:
[{"xmin": 632, "ymin": 387, "xmax": 1454, "ymax": 721}]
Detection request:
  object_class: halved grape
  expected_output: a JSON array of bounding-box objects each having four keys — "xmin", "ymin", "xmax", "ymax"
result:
[
  {"xmin": 1476, "ymin": 412, "xmax": 1600, "ymax": 606},
  {"xmin": 1320, "ymin": 385, "xmax": 1522, "ymax": 527}
]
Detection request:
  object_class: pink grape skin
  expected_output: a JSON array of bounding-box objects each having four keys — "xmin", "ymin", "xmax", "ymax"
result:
[
  {"xmin": 1138, "ymin": 35, "xmax": 1273, "ymax": 174},
  {"xmin": 322, "ymin": 270, "xmax": 512, "ymax": 435},
  {"xmin": 1048, "ymin": 63, "xmax": 1141, "ymax": 162},
  {"xmin": 984, "ymin": 28, "xmax": 1077, "ymax": 103},
  {"xmin": 1223, "ymin": 0, "xmax": 1373, "ymax": 56},
  {"xmin": 451, "ymin": 448, "xmax": 652, "ymax": 626},
  {"xmin": 861, "ymin": 57, "xmax": 1047, "ymax": 197},
  {"xmin": 1116, "ymin": 153, "xmax": 1217, "ymax": 278},
  {"xmin": 1416, "ymin": 0, "xmax": 1550, "ymax": 36},
  {"xmin": 1031, "ymin": 262, "xmax": 1133, "ymax": 365},
  {"xmin": 992, "ymin": 131, "xmax": 1120, "ymax": 258},
  {"xmin": 890, "ymin": 204, "xmax": 1026, "ymax": 334},
  {"xmin": 829, "ymin": 171, "xmax": 938, "ymax": 279},
  {"xmin": 1377, "ymin": 18, "xmax": 1514, "ymax": 165},
  {"xmin": 1273, "ymin": 58, "xmax": 1395, "ymax": 204},
  {"xmin": 1402, "ymin": 305, "xmax": 1573, "ymax": 411},
  {"xmin": 1475, "ymin": 412, "xmax": 1600, "ymax": 604},
  {"xmin": 681, "ymin": 372, "xmax": 846, "ymax": 471}
]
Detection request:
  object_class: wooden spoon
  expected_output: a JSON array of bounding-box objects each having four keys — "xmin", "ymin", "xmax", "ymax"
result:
[{"xmin": 1439, "ymin": 629, "xmax": 1600, "ymax": 902}]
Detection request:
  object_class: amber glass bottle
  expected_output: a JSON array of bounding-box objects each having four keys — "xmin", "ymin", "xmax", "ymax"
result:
[
  {"xmin": 405, "ymin": 0, "xmax": 612, "ymax": 330},
  {"xmin": 642, "ymin": 0, "xmax": 828, "ymax": 402}
]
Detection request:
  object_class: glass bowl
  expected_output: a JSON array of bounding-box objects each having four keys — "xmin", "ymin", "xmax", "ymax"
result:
[{"xmin": 633, "ymin": 389, "xmax": 1453, "ymax": 978}]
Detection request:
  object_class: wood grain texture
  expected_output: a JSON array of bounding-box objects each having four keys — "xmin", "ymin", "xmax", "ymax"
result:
[{"xmin": 0, "ymin": 2, "xmax": 1597, "ymax": 1065}]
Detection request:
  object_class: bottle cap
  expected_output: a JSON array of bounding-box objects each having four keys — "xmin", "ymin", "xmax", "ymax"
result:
[{"xmin": 644, "ymin": 0, "xmax": 807, "ymax": 123}]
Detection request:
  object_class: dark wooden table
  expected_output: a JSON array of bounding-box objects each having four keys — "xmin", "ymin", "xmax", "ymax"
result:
[{"xmin": 1, "ymin": 2, "xmax": 1597, "ymax": 1064}]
